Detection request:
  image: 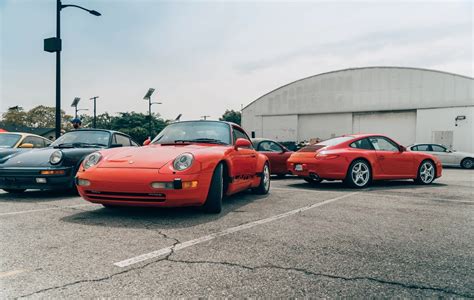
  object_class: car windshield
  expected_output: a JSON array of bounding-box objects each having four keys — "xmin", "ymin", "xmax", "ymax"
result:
[
  {"xmin": 152, "ymin": 121, "xmax": 231, "ymax": 145},
  {"xmin": 0, "ymin": 134, "xmax": 21, "ymax": 148},
  {"xmin": 51, "ymin": 131, "xmax": 110, "ymax": 148},
  {"xmin": 316, "ymin": 136, "xmax": 354, "ymax": 147}
]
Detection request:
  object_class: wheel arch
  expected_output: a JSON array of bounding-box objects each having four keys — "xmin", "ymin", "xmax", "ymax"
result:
[{"xmin": 346, "ymin": 156, "xmax": 373, "ymax": 176}]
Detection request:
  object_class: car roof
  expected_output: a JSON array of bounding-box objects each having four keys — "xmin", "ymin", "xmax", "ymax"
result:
[{"xmin": 0, "ymin": 132, "xmax": 50, "ymax": 140}]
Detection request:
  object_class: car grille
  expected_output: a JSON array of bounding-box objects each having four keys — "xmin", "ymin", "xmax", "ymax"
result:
[{"xmin": 84, "ymin": 190, "xmax": 166, "ymax": 202}]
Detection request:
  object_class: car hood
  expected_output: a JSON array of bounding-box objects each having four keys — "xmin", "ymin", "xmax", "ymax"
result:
[
  {"xmin": 98, "ymin": 144, "xmax": 228, "ymax": 169},
  {"xmin": 0, "ymin": 147, "xmax": 102, "ymax": 167}
]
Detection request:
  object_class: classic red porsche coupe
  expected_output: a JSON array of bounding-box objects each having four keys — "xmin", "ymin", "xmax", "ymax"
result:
[
  {"xmin": 288, "ymin": 134, "xmax": 442, "ymax": 188},
  {"xmin": 76, "ymin": 121, "xmax": 270, "ymax": 213}
]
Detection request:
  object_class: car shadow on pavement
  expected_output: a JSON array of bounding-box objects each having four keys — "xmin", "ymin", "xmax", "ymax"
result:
[
  {"xmin": 286, "ymin": 180, "xmax": 447, "ymax": 191},
  {"xmin": 0, "ymin": 189, "xmax": 78, "ymax": 203},
  {"xmin": 60, "ymin": 191, "xmax": 270, "ymax": 230}
]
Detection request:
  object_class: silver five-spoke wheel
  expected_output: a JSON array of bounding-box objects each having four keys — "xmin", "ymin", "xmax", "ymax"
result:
[
  {"xmin": 346, "ymin": 159, "xmax": 371, "ymax": 188},
  {"xmin": 418, "ymin": 161, "xmax": 435, "ymax": 184}
]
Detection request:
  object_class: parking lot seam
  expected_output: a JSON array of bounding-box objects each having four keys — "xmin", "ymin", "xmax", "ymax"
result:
[{"xmin": 165, "ymin": 259, "xmax": 473, "ymax": 298}]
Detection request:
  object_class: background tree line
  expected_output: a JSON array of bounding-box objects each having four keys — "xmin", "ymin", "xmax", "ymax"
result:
[{"xmin": 1, "ymin": 106, "xmax": 241, "ymax": 144}]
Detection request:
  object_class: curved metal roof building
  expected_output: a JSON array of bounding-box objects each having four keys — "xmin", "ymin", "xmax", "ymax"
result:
[{"xmin": 242, "ymin": 66, "xmax": 473, "ymax": 151}]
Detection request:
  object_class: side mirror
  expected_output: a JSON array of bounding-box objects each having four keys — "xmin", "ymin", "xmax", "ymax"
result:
[
  {"xmin": 399, "ymin": 145, "xmax": 406, "ymax": 152},
  {"xmin": 143, "ymin": 140, "xmax": 151, "ymax": 146},
  {"xmin": 110, "ymin": 143, "xmax": 123, "ymax": 148},
  {"xmin": 19, "ymin": 143, "xmax": 34, "ymax": 149},
  {"xmin": 235, "ymin": 138, "xmax": 251, "ymax": 150}
]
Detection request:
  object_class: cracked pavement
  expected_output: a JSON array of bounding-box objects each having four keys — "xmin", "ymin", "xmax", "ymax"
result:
[{"xmin": 0, "ymin": 168, "xmax": 473, "ymax": 298}]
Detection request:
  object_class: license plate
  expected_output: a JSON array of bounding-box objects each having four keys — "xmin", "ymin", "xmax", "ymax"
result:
[{"xmin": 295, "ymin": 164, "xmax": 303, "ymax": 171}]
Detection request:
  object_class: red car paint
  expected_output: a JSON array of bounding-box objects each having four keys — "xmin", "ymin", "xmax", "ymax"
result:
[
  {"xmin": 76, "ymin": 121, "xmax": 269, "ymax": 208},
  {"xmin": 288, "ymin": 134, "xmax": 442, "ymax": 185},
  {"xmin": 252, "ymin": 139, "xmax": 293, "ymax": 175}
]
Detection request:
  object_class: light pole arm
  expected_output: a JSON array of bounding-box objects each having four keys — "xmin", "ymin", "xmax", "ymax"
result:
[{"xmin": 61, "ymin": 4, "xmax": 101, "ymax": 16}]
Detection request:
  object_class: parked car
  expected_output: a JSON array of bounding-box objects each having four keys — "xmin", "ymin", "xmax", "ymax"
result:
[
  {"xmin": 76, "ymin": 120, "xmax": 270, "ymax": 213},
  {"xmin": 408, "ymin": 144, "xmax": 473, "ymax": 169},
  {"xmin": 0, "ymin": 132, "xmax": 51, "ymax": 149},
  {"xmin": 252, "ymin": 138, "xmax": 293, "ymax": 177},
  {"xmin": 288, "ymin": 134, "xmax": 442, "ymax": 188},
  {"xmin": 0, "ymin": 129, "xmax": 138, "ymax": 193}
]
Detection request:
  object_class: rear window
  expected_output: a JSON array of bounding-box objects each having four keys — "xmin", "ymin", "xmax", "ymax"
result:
[{"xmin": 315, "ymin": 136, "xmax": 354, "ymax": 147}]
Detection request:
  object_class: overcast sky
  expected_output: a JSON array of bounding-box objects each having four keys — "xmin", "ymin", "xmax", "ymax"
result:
[{"xmin": 1, "ymin": 0, "xmax": 472, "ymax": 121}]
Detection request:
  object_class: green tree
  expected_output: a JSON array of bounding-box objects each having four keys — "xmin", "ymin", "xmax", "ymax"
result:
[
  {"xmin": 219, "ymin": 109, "xmax": 241, "ymax": 125},
  {"xmin": 1, "ymin": 106, "xmax": 28, "ymax": 126},
  {"xmin": 26, "ymin": 105, "xmax": 72, "ymax": 129}
]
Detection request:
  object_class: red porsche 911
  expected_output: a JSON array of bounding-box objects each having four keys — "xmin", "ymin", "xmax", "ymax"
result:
[
  {"xmin": 288, "ymin": 134, "xmax": 442, "ymax": 188},
  {"xmin": 76, "ymin": 121, "xmax": 270, "ymax": 213}
]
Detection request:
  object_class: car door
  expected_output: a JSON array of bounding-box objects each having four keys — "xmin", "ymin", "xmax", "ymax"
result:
[
  {"xmin": 258, "ymin": 141, "xmax": 287, "ymax": 174},
  {"xmin": 430, "ymin": 144, "xmax": 454, "ymax": 165},
  {"xmin": 369, "ymin": 136, "xmax": 414, "ymax": 177},
  {"xmin": 229, "ymin": 127, "xmax": 257, "ymax": 188}
]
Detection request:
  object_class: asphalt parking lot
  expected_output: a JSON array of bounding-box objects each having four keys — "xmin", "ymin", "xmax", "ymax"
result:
[{"xmin": 0, "ymin": 168, "xmax": 473, "ymax": 298}]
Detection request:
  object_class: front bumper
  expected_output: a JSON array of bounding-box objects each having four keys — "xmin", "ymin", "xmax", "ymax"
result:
[
  {"xmin": 0, "ymin": 167, "xmax": 75, "ymax": 190},
  {"xmin": 76, "ymin": 167, "xmax": 214, "ymax": 207}
]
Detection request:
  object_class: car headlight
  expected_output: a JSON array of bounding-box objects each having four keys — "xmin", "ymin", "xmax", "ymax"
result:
[
  {"xmin": 83, "ymin": 152, "xmax": 102, "ymax": 170},
  {"xmin": 173, "ymin": 153, "xmax": 194, "ymax": 171},
  {"xmin": 49, "ymin": 150, "xmax": 63, "ymax": 165}
]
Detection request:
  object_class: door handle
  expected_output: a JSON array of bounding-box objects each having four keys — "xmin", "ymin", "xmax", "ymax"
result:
[{"xmin": 379, "ymin": 155, "xmax": 385, "ymax": 160}]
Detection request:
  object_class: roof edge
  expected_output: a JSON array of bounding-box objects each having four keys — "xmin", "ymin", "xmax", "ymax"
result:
[{"xmin": 242, "ymin": 66, "xmax": 474, "ymax": 111}]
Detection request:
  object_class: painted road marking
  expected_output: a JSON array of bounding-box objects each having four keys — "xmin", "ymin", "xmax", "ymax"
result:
[
  {"xmin": 0, "ymin": 204, "xmax": 97, "ymax": 216},
  {"xmin": 114, "ymin": 191, "xmax": 359, "ymax": 268},
  {"xmin": 0, "ymin": 269, "xmax": 26, "ymax": 279}
]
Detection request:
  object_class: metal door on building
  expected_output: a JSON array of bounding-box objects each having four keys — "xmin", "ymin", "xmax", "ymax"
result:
[{"xmin": 431, "ymin": 131, "xmax": 453, "ymax": 149}]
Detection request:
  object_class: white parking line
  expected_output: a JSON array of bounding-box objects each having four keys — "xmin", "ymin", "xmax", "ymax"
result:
[
  {"xmin": 0, "ymin": 204, "xmax": 97, "ymax": 216},
  {"xmin": 0, "ymin": 269, "xmax": 26, "ymax": 279},
  {"xmin": 114, "ymin": 191, "xmax": 359, "ymax": 268}
]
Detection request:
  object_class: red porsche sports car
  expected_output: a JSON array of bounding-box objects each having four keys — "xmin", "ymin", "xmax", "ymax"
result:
[
  {"xmin": 251, "ymin": 138, "xmax": 293, "ymax": 177},
  {"xmin": 76, "ymin": 121, "xmax": 270, "ymax": 213},
  {"xmin": 288, "ymin": 134, "xmax": 442, "ymax": 188}
]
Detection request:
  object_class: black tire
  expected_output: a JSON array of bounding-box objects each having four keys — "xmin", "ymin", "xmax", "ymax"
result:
[
  {"xmin": 3, "ymin": 189, "xmax": 26, "ymax": 194},
  {"xmin": 345, "ymin": 159, "xmax": 371, "ymax": 188},
  {"xmin": 202, "ymin": 163, "xmax": 224, "ymax": 214},
  {"xmin": 461, "ymin": 158, "xmax": 473, "ymax": 169},
  {"xmin": 415, "ymin": 160, "xmax": 436, "ymax": 185},
  {"xmin": 303, "ymin": 177, "xmax": 322, "ymax": 184},
  {"xmin": 253, "ymin": 162, "xmax": 271, "ymax": 195}
]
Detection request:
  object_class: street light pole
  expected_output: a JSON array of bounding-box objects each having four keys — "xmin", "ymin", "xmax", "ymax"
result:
[
  {"xmin": 45, "ymin": 0, "xmax": 101, "ymax": 138},
  {"xmin": 201, "ymin": 115, "xmax": 211, "ymax": 120},
  {"xmin": 55, "ymin": 0, "xmax": 61, "ymax": 138},
  {"xmin": 90, "ymin": 96, "xmax": 99, "ymax": 128}
]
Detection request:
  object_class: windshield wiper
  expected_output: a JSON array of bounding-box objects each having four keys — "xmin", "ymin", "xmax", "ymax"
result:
[
  {"xmin": 174, "ymin": 138, "xmax": 227, "ymax": 145},
  {"xmin": 54, "ymin": 142, "xmax": 105, "ymax": 149}
]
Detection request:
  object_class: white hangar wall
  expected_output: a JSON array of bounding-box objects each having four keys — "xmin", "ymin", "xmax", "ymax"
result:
[{"xmin": 242, "ymin": 67, "xmax": 474, "ymax": 152}]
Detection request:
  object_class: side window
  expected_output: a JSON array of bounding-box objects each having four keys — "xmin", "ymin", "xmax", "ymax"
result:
[
  {"xmin": 114, "ymin": 134, "xmax": 131, "ymax": 146},
  {"xmin": 233, "ymin": 128, "xmax": 250, "ymax": 143},
  {"xmin": 258, "ymin": 141, "xmax": 283, "ymax": 152},
  {"xmin": 232, "ymin": 127, "xmax": 252, "ymax": 148},
  {"xmin": 410, "ymin": 146, "xmax": 418, "ymax": 151},
  {"xmin": 417, "ymin": 145, "xmax": 430, "ymax": 151},
  {"xmin": 21, "ymin": 136, "xmax": 44, "ymax": 148},
  {"xmin": 350, "ymin": 138, "xmax": 374, "ymax": 150},
  {"xmin": 369, "ymin": 137, "xmax": 399, "ymax": 151},
  {"xmin": 130, "ymin": 140, "xmax": 139, "ymax": 147},
  {"xmin": 431, "ymin": 145, "xmax": 446, "ymax": 152}
]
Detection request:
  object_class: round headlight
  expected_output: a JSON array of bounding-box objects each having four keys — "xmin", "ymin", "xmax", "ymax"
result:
[
  {"xmin": 83, "ymin": 152, "xmax": 102, "ymax": 170},
  {"xmin": 173, "ymin": 153, "xmax": 194, "ymax": 171},
  {"xmin": 49, "ymin": 150, "xmax": 63, "ymax": 165}
]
